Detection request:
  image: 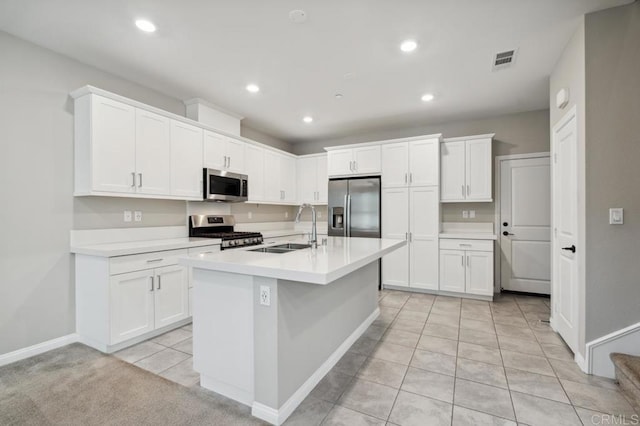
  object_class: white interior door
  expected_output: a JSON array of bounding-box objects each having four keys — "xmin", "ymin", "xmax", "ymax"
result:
[
  {"xmin": 500, "ymin": 156, "xmax": 551, "ymax": 294},
  {"xmin": 552, "ymin": 107, "xmax": 579, "ymax": 353}
]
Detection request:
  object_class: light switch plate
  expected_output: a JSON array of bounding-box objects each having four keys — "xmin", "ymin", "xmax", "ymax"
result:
[
  {"xmin": 123, "ymin": 210, "xmax": 132, "ymax": 222},
  {"xmin": 462, "ymin": 210, "xmax": 469, "ymax": 219},
  {"xmin": 134, "ymin": 211, "xmax": 142, "ymax": 222},
  {"xmin": 609, "ymin": 208, "xmax": 623, "ymax": 225},
  {"xmin": 469, "ymin": 210, "xmax": 476, "ymax": 219}
]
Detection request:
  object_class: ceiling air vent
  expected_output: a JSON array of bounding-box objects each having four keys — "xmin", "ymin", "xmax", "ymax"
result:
[{"xmin": 492, "ymin": 49, "xmax": 517, "ymax": 71}]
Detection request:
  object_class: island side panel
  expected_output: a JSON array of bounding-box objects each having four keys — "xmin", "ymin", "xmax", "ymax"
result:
[
  {"xmin": 192, "ymin": 269, "xmax": 254, "ymax": 405},
  {"xmin": 277, "ymin": 262, "xmax": 379, "ymax": 407}
]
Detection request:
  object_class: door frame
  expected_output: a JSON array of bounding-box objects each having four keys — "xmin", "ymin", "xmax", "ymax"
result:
[{"xmin": 493, "ymin": 152, "xmax": 550, "ymax": 293}]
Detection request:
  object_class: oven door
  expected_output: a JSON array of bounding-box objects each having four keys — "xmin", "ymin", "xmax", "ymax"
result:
[{"xmin": 204, "ymin": 169, "xmax": 248, "ymax": 202}]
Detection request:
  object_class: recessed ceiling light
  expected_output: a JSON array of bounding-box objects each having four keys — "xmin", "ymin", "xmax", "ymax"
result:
[
  {"xmin": 246, "ymin": 84, "xmax": 260, "ymax": 93},
  {"xmin": 335, "ymin": 94, "xmax": 343, "ymax": 99},
  {"xmin": 289, "ymin": 9, "xmax": 308, "ymax": 24},
  {"xmin": 400, "ymin": 39, "xmax": 418, "ymax": 53},
  {"xmin": 135, "ymin": 19, "xmax": 156, "ymax": 33},
  {"xmin": 303, "ymin": 116, "xmax": 313, "ymax": 123},
  {"xmin": 421, "ymin": 93, "xmax": 435, "ymax": 102}
]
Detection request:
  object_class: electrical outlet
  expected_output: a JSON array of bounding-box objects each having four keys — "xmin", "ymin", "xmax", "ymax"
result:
[
  {"xmin": 285, "ymin": 211, "xmax": 289, "ymax": 219},
  {"xmin": 259, "ymin": 285, "xmax": 271, "ymax": 306},
  {"xmin": 462, "ymin": 210, "xmax": 469, "ymax": 219},
  {"xmin": 248, "ymin": 211, "xmax": 253, "ymax": 219},
  {"xmin": 469, "ymin": 210, "xmax": 476, "ymax": 219},
  {"xmin": 123, "ymin": 210, "xmax": 132, "ymax": 222},
  {"xmin": 134, "ymin": 211, "xmax": 142, "ymax": 222}
]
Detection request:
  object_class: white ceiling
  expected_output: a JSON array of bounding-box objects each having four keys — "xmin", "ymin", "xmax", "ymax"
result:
[{"xmin": 0, "ymin": 0, "xmax": 632, "ymax": 144}]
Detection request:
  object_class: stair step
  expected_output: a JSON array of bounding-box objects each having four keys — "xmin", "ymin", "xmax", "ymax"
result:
[{"xmin": 611, "ymin": 353, "xmax": 640, "ymax": 412}]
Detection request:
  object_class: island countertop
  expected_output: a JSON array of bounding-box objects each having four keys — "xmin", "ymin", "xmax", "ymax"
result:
[{"xmin": 180, "ymin": 236, "xmax": 405, "ymax": 285}]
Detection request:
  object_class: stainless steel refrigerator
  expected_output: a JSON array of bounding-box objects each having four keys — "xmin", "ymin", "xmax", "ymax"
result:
[{"xmin": 328, "ymin": 177, "xmax": 381, "ymax": 238}]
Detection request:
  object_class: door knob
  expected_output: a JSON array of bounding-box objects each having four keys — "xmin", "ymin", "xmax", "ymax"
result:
[
  {"xmin": 562, "ymin": 245, "xmax": 576, "ymax": 253},
  {"xmin": 503, "ymin": 231, "xmax": 514, "ymax": 236}
]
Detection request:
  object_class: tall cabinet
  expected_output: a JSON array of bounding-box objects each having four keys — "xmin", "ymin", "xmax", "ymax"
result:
[{"xmin": 381, "ymin": 136, "xmax": 441, "ymax": 290}]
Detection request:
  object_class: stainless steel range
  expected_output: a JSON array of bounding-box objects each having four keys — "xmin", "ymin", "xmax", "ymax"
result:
[{"xmin": 189, "ymin": 215, "xmax": 263, "ymax": 250}]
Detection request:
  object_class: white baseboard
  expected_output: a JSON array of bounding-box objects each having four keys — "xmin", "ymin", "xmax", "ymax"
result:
[
  {"xmin": 0, "ymin": 334, "xmax": 79, "ymax": 367},
  {"xmin": 251, "ymin": 307, "xmax": 380, "ymax": 425},
  {"xmin": 575, "ymin": 352, "xmax": 588, "ymax": 373},
  {"xmin": 201, "ymin": 375, "xmax": 254, "ymax": 406},
  {"xmin": 587, "ymin": 321, "xmax": 640, "ymax": 379}
]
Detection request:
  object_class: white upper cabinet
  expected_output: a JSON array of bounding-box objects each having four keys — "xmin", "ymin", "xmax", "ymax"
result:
[
  {"xmin": 245, "ymin": 144, "xmax": 265, "ymax": 202},
  {"xmin": 135, "ymin": 109, "xmax": 171, "ymax": 195},
  {"xmin": 262, "ymin": 150, "xmax": 297, "ymax": 203},
  {"xmin": 76, "ymin": 94, "xmax": 136, "ymax": 194},
  {"xmin": 327, "ymin": 146, "xmax": 381, "ymax": 177},
  {"xmin": 440, "ymin": 134, "xmax": 493, "ymax": 202},
  {"xmin": 280, "ymin": 155, "xmax": 297, "ymax": 203},
  {"xmin": 297, "ymin": 154, "xmax": 328, "ymax": 204},
  {"xmin": 203, "ymin": 130, "xmax": 245, "ymax": 174},
  {"xmin": 381, "ymin": 137, "xmax": 440, "ymax": 188},
  {"xmin": 170, "ymin": 120, "xmax": 203, "ymax": 200}
]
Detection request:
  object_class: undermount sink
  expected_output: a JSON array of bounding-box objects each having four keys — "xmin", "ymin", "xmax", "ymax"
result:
[
  {"xmin": 248, "ymin": 243, "xmax": 311, "ymax": 254},
  {"xmin": 272, "ymin": 243, "xmax": 311, "ymax": 250}
]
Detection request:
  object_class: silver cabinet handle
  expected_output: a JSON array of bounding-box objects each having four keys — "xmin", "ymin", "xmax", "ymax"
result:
[
  {"xmin": 157, "ymin": 275, "xmax": 161, "ymax": 290},
  {"xmin": 131, "ymin": 172, "xmax": 136, "ymax": 188},
  {"xmin": 346, "ymin": 195, "xmax": 352, "ymax": 237},
  {"xmin": 138, "ymin": 173, "xmax": 142, "ymax": 188},
  {"xmin": 228, "ymin": 156, "xmax": 231, "ymax": 168},
  {"xmin": 343, "ymin": 195, "xmax": 349, "ymax": 237},
  {"xmin": 405, "ymin": 173, "xmax": 408, "ymax": 183},
  {"xmin": 349, "ymin": 161, "xmax": 353, "ymax": 171},
  {"xmin": 459, "ymin": 243, "xmax": 472, "ymax": 247},
  {"xmin": 467, "ymin": 255, "xmax": 470, "ymax": 267},
  {"xmin": 409, "ymin": 173, "xmax": 413, "ymax": 183},
  {"xmin": 150, "ymin": 276, "xmax": 154, "ymax": 292},
  {"xmin": 146, "ymin": 258, "xmax": 163, "ymax": 263},
  {"xmin": 461, "ymin": 185, "xmax": 465, "ymax": 197},
  {"xmin": 405, "ymin": 232, "xmax": 409, "ymax": 241},
  {"xmin": 354, "ymin": 161, "xmax": 357, "ymax": 172},
  {"xmin": 467, "ymin": 185, "xmax": 470, "ymax": 196},
  {"xmin": 461, "ymin": 256, "xmax": 464, "ymax": 267}
]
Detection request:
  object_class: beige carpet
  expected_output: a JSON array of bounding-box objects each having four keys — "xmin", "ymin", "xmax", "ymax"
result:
[{"xmin": 0, "ymin": 343, "xmax": 266, "ymax": 425}]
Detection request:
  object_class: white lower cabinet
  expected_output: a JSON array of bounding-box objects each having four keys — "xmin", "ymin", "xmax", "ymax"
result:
[
  {"xmin": 382, "ymin": 186, "xmax": 439, "ymax": 290},
  {"xmin": 76, "ymin": 248, "xmax": 190, "ymax": 352},
  {"xmin": 439, "ymin": 239, "xmax": 494, "ymax": 297}
]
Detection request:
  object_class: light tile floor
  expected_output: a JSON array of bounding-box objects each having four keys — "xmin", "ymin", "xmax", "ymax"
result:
[{"xmin": 115, "ymin": 291, "xmax": 638, "ymax": 425}]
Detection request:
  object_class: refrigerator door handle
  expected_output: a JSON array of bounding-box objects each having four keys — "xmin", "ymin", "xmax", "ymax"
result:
[{"xmin": 346, "ymin": 194, "xmax": 352, "ymax": 237}]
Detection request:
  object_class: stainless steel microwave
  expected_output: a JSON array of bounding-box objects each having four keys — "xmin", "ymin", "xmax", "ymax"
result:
[{"xmin": 203, "ymin": 169, "xmax": 248, "ymax": 202}]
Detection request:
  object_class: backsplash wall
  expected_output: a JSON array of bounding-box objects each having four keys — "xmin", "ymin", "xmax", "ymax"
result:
[
  {"xmin": 74, "ymin": 197, "xmax": 187, "ymax": 229},
  {"xmin": 441, "ymin": 203, "xmax": 496, "ymax": 224}
]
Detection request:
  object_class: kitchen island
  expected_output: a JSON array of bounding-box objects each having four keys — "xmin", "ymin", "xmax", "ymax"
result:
[{"xmin": 179, "ymin": 236, "xmax": 405, "ymax": 425}]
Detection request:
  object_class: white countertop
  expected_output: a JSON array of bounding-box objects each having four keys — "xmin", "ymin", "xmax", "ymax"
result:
[
  {"xmin": 70, "ymin": 237, "xmax": 221, "ymax": 257},
  {"xmin": 439, "ymin": 232, "xmax": 497, "ymax": 240},
  {"xmin": 181, "ymin": 237, "xmax": 406, "ymax": 285},
  {"xmin": 439, "ymin": 222, "xmax": 497, "ymax": 240}
]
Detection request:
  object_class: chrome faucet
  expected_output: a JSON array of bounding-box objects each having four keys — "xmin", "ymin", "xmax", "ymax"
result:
[{"xmin": 295, "ymin": 203, "xmax": 317, "ymax": 248}]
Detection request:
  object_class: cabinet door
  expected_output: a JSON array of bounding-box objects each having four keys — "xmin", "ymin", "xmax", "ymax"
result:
[
  {"xmin": 110, "ymin": 270, "xmax": 154, "ymax": 344},
  {"xmin": 263, "ymin": 150, "xmax": 282, "ymax": 201},
  {"xmin": 466, "ymin": 138, "xmax": 492, "ymax": 201},
  {"xmin": 382, "ymin": 188, "xmax": 409, "ymax": 287},
  {"xmin": 327, "ymin": 149, "xmax": 353, "ymax": 176},
  {"xmin": 297, "ymin": 156, "xmax": 318, "ymax": 203},
  {"xmin": 203, "ymin": 130, "xmax": 226, "ymax": 170},
  {"xmin": 225, "ymin": 138, "xmax": 246, "ymax": 173},
  {"xmin": 439, "ymin": 250, "xmax": 466, "ymax": 293},
  {"xmin": 171, "ymin": 121, "xmax": 203, "ymax": 199},
  {"xmin": 353, "ymin": 146, "xmax": 381, "ymax": 175},
  {"xmin": 91, "ymin": 95, "xmax": 136, "ymax": 193},
  {"xmin": 440, "ymin": 141, "xmax": 466, "ymax": 201},
  {"xmin": 381, "ymin": 142, "xmax": 409, "ymax": 188},
  {"xmin": 245, "ymin": 144, "xmax": 265, "ymax": 201},
  {"xmin": 466, "ymin": 251, "xmax": 494, "ymax": 296},
  {"xmin": 316, "ymin": 155, "xmax": 328, "ymax": 204},
  {"xmin": 410, "ymin": 139, "xmax": 439, "ymax": 187},
  {"xmin": 281, "ymin": 155, "xmax": 297, "ymax": 202},
  {"xmin": 135, "ymin": 109, "xmax": 171, "ymax": 195},
  {"xmin": 154, "ymin": 265, "xmax": 189, "ymax": 329},
  {"xmin": 409, "ymin": 187, "xmax": 439, "ymax": 289}
]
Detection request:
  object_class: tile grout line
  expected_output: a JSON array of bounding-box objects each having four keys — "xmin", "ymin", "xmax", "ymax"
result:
[{"xmin": 494, "ymin": 296, "xmax": 519, "ymax": 424}]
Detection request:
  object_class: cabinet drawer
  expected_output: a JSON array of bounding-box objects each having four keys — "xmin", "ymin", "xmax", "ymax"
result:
[
  {"xmin": 187, "ymin": 245, "xmax": 221, "ymax": 256},
  {"xmin": 439, "ymin": 239, "xmax": 493, "ymax": 252},
  {"xmin": 110, "ymin": 249, "xmax": 187, "ymax": 275}
]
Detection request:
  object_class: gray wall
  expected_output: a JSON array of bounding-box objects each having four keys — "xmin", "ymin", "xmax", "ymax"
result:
[
  {"xmin": 549, "ymin": 18, "xmax": 587, "ymax": 353},
  {"xmin": 294, "ymin": 110, "xmax": 551, "ymax": 224},
  {"xmin": 584, "ymin": 2, "xmax": 640, "ymax": 341},
  {"xmin": 0, "ymin": 31, "xmax": 290, "ymax": 355},
  {"xmin": 241, "ymin": 126, "xmax": 293, "ymax": 154}
]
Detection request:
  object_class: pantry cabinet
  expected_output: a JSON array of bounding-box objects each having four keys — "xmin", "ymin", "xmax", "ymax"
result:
[
  {"xmin": 382, "ymin": 137, "xmax": 440, "ymax": 187},
  {"xmin": 327, "ymin": 146, "xmax": 381, "ymax": 177},
  {"xmin": 297, "ymin": 154, "xmax": 328, "ymax": 204},
  {"xmin": 203, "ymin": 130, "xmax": 245, "ymax": 174},
  {"xmin": 382, "ymin": 186, "xmax": 439, "ymax": 290},
  {"xmin": 440, "ymin": 134, "xmax": 493, "ymax": 202},
  {"xmin": 439, "ymin": 239, "xmax": 494, "ymax": 296},
  {"xmin": 76, "ymin": 248, "xmax": 191, "ymax": 352}
]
